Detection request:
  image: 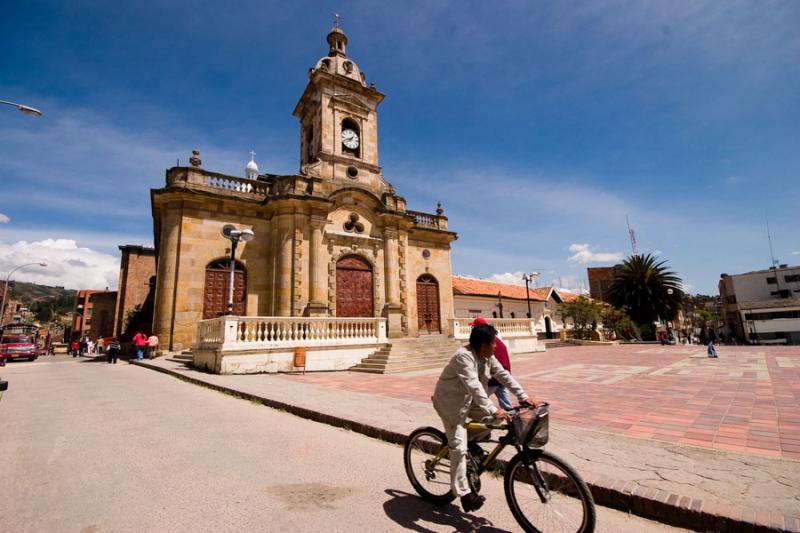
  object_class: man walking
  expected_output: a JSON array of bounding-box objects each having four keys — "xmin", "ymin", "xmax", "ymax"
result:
[
  {"xmin": 432, "ymin": 322, "xmax": 536, "ymax": 513},
  {"xmin": 131, "ymin": 331, "xmax": 148, "ymax": 361},
  {"xmin": 106, "ymin": 338, "xmax": 121, "ymax": 364}
]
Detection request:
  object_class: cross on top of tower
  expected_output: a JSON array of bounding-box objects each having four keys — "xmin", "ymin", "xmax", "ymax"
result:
[
  {"xmin": 249, "ymin": 150, "xmax": 256, "ymax": 161},
  {"xmin": 333, "ymin": 12, "xmax": 341, "ymax": 29}
]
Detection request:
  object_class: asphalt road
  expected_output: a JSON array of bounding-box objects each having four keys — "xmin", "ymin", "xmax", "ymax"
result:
[{"xmin": 0, "ymin": 359, "xmax": 689, "ymax": 532}]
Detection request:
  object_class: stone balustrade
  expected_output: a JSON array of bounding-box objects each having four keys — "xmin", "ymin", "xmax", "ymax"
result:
[
  {"xmin": 407, "ymin": 210, "xmax": 448, "ymax": 230},
  {"xmin": 195, "ymin": 316, "xmax": 388, "ymax": 351},
  {"xmin": 449, "ymin": 318, "xmax": 537, "ymax": 339}
]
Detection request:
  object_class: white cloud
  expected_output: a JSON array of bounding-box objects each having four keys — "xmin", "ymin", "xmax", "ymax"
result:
[
  {"xmin": 0, "ymin": 239, "xmax": 120, "ymax": 290},
  {"xmin": 486, "ymin": 272, "xmax": 527, "ymax": 286},
  {"xmin": 567, "ymin": 243, "xmax": 624, "ymax": 264},
  {"xmin": 793, "ymin": 251, "xmax": 800, "ymax": 256},
  {"xmin": 0, "ymin": 214, "xmax": 9, "ymax": 224},
  {"xmin": 548, "ymin": 275, "xmax": 588, "ymax": 294}
]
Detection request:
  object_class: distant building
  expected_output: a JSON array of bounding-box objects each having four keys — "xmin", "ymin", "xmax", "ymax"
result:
[
  {"xmin": 452, "ymin": 276, "xmax": 576, "ymax": 340},
  {"xmin": 587, "ymin": 266, "xmax": 620, "ymax": 302},
  {"xmin": 71, "ymin": 289, "xmax": 117, "ymax": 340},
  {"xmin": 88, "ymin": 291, "xmax": 117, "ymax": 340},
  {"xmin": 114, "ymin": 245, "xmax": 156, "ymax": 337},
  {"xmin": 719, "ymin": 264, "xmax": 800, "ymax": 345}
]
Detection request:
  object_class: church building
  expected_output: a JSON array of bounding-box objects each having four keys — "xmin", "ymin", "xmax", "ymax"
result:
[{"xmin": 149, "ymin": 25, "xmax": 458, "ymax": 357}]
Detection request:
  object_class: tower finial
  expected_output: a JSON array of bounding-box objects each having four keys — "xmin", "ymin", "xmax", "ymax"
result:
[
  {"xmin": 333, "ymin": 12, "xmax": 341, "ymax": 29},
  {"xmin": 249, "ymin": 150, "xmax": 256, "ymax": 161}
]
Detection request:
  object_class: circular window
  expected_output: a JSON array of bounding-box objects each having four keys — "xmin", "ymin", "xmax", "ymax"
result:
[
  {"xmin": 347, "ymin": 166, "xmax": 358, "ymax": 179},
  {"xmin": 422, "ymin": 249, "xmax": 431, "ymax": 260}
]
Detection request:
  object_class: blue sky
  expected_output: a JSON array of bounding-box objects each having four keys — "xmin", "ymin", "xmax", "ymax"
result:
[{"xmin": 1, "ymin": 0, "xmax": 798, "ymax": 293}]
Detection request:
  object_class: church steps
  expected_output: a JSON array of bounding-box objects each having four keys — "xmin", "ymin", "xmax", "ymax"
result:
[{"xmin": 349, "ymin": 335, "xmax": 464, "ymax": 374}]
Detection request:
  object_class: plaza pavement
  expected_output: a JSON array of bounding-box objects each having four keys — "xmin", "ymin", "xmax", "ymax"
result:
[{"xmin": 135, "ymin": 343, "xmax": 800, "ymax": 532}]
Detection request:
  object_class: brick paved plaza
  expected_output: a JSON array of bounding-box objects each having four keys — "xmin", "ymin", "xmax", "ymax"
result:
[{"xmin": 291, "ymin": 344, "xmax": 800, "ymax": 460}]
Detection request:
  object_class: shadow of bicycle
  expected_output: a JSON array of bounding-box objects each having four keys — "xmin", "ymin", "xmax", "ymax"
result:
[{"xmin": 382, "ymin": 489, "xmax": 512, "ymax": 533}]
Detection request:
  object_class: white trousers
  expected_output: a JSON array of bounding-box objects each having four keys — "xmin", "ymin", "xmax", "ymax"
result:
[{"xmin": 439, "ymin": 406, "xmax": 494, "ymax": 497}]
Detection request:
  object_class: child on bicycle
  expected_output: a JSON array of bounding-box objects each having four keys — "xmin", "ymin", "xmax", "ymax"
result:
[{"xmin": 432, "ymin": 322, "xmax": 537, "ymax": 513}]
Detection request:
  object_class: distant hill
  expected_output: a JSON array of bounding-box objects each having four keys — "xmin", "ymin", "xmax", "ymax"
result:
[{"xmin": 2, "ymin": 281, "xmax": 77, "ymax": 322}]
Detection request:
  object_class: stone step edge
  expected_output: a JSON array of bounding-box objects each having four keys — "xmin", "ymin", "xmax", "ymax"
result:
[{"xmin": 130, "ymin": 359, "xmax": 799, "ymax": 533}]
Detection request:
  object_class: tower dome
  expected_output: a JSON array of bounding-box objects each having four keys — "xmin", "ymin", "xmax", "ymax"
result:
[
  {"xmin": 312, "ymin": 21, "xmax": 366, "ymax": 85},
  {"xmin": 245, "ymin": 150, "xmax": 259, "ymax": 180}
]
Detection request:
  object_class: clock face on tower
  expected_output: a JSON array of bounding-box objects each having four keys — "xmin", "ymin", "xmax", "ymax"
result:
[{"xmin": 342, "ymin": 128, "xmax": 360, "ymax": 150}]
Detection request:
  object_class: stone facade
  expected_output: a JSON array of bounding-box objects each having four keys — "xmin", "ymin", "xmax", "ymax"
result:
[{"xmin": 148, "ymin": 27, "xmax": 458, "ymax": 352}]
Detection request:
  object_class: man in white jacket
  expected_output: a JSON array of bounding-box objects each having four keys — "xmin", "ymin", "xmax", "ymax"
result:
[{"xmin": 432, "ymin": 322, "xmax": 536, "ymax": 513}]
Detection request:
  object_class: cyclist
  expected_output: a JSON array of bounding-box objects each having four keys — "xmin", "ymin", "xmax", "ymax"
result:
[{"xmin": 432, "ymin": 322, "xmax": 537, "ymax": 513}]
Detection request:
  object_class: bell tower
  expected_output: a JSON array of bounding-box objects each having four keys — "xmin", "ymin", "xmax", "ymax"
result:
[{"xmin": 293, "ymin": 23, "xmax": 388, "ymax": 193}]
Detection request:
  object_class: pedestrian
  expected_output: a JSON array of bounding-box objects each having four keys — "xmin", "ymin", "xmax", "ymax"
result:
[
  {"xmin": 87, "ymin": 338, "xmax": 95, "ymax": 355},
  {"xmin": 707, "ymin": 327, "xmax": 718, "ymax": 358},
  {"xmin": 107, "ymin": 337, "xmax": 121, "ymax": 364},
  {"xmin": 70, "ymin": 339, "xmax": 79, "ymax": 357},
  {"xmin": 132, "ymin": 331, "xmax": 148, "ymax": 361},
  {"xmin": 97, "ymin": 337, "xmax": 105, "ymax": 354},
  {"xmin": 147, "ymin": 333, "xmax": 159, "ymax": 359},
  {"xmin": 470, "ymin": 317, "xmax": 513, "ymax": 410},
  {"xmin": 78, "ymin": 335, "xmax": 89, "ymax": 357}
]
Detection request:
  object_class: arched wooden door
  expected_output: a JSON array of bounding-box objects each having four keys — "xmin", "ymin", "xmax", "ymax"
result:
[
  {"xmin": 203, "ymin": 260, "xmax": 246, "ymax": 319},
  {"xmin": 416, "ymin": 274, "xmax": 441, "ymax": 333},
  {"xmin": 545, "ymin": 316, "xmax": 553, "ymax": 339},
  {"xmin": 335, "ymin": 255, "xmax": 373, "ymax": 317}
]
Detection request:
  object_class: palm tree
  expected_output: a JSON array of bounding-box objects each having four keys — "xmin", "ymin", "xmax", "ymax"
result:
[{"xmin": 608, "ymin": 254, "xmax": 684, "ymax": 325}]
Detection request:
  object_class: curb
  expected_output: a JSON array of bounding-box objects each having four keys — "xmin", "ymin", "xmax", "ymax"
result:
[{"xmin": 133, "ymin": 360, "xmax": 799, "ymax": 533}]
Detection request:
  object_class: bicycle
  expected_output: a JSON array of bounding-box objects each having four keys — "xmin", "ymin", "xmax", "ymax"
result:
[{"xmin": 404, "ymin": 403, "xmax": 596, "ymax": 533}]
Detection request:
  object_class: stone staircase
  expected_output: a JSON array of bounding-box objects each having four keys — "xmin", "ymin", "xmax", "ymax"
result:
[{"xmin": 349, "ymin": 334, "xmax": 465, "ymax": 374}]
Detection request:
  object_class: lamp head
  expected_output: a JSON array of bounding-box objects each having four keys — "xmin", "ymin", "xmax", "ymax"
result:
[
  {"xmin": 221, "ymin": 224, "xmax": 237, "ymax": 239},
  {"xmin": 239, "ymin": 229, "xmax": 255, "ymax": 242},
  {"xmin": 18, "ymin": 105, "xmax": 42, "ymax": 117}
]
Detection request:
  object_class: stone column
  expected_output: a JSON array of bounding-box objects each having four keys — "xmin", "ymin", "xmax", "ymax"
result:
[
  {"xmin": 276, "ymin": 217, "xmax": 293, "ymax": 316},
  {"xmin": 153, "ymin": 209, "xmax": 182, "ymax": 351},
  {"xmin": 383, "ymin": 228, "xmax": 403, "ymax": 337},
  {"xmin": 305, "ymin": 216, "xmax": 329, "ymax": 316}
]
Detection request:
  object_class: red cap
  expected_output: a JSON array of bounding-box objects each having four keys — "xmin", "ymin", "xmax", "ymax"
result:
[{"xmin": 469, "ymin": 316, "xmax": 488, "ymax": 326}]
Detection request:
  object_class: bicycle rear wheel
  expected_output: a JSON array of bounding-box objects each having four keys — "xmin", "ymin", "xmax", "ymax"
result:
[
  {"xmin": 403, "ymin": 426, "xmax": 456, "ymax": 505},
  {"xmin": 504, "ymin": 450, "xmax": 596, "ymax": 533}
]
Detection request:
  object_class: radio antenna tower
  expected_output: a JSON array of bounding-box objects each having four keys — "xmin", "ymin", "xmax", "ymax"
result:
[
  {"xmin": 766, "ymin": 214, "xmax": 779, "ymax": 267},
  {"xmin": 626, "ymin": 215, "xmax": 638, "ymax": 256}
]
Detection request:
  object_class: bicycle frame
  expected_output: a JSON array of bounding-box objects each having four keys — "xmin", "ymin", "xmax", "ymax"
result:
[{"xmin": 425, "ymin": 415, "xmax": 552, "ymax": 504}]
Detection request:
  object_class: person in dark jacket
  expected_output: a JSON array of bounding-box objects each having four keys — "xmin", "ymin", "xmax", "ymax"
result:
[{"xmin": 107, "ymin": 338, "xmax": 121, "ymax": 364}]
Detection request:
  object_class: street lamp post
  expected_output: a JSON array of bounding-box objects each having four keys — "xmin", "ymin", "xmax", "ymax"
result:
[
  {"xmin": 521, "ymin": 272, "xmax": 540, "ymax": 319},
  {"xmin": 221, "ymin": 225, "xmax": 254, "ymax": 315},
  {"xmin": 0, "ymin": 100, "xmax": 43, "ymax": 117},
  {"xmin": 1, "ymin": 262, "xmax": 48, "ymax": 327}
]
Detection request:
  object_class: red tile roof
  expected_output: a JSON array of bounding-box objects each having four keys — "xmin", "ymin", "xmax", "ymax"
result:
[{"xmin": 452, "ymin": 276, "xmax": 553, "ymax": 302}]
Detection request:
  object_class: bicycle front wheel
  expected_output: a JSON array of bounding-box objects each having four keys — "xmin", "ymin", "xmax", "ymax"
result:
[
  {"xmin": 403, "ymin": 426, "xmax": 456, "ymax": 505},
  {"xmin": 504, "ymin": 450, "xmax": 596, "ymax": 533}
]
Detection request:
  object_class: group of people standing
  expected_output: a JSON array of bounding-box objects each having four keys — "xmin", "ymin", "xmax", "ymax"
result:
[{"xmin": 68, "ymin": 331, "xmax": 159, "ymax": 363}]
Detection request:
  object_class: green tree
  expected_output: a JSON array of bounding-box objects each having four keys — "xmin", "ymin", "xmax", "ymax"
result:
[
  {"xmin": 559, "ymin": 296, "xmax": 603, "ymax": 340},
  {"xmin": 608, "ymin": 254, "xmax": 684, "ymax": 325},
  {"xmin": 601, "ymin": 305, "xmax": 638, "ymax": 340}
]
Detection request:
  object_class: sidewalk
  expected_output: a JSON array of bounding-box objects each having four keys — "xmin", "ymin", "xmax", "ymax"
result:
[{"xmin": 134, "ymin": 356, "xmax": 800, "ymax": 532}]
